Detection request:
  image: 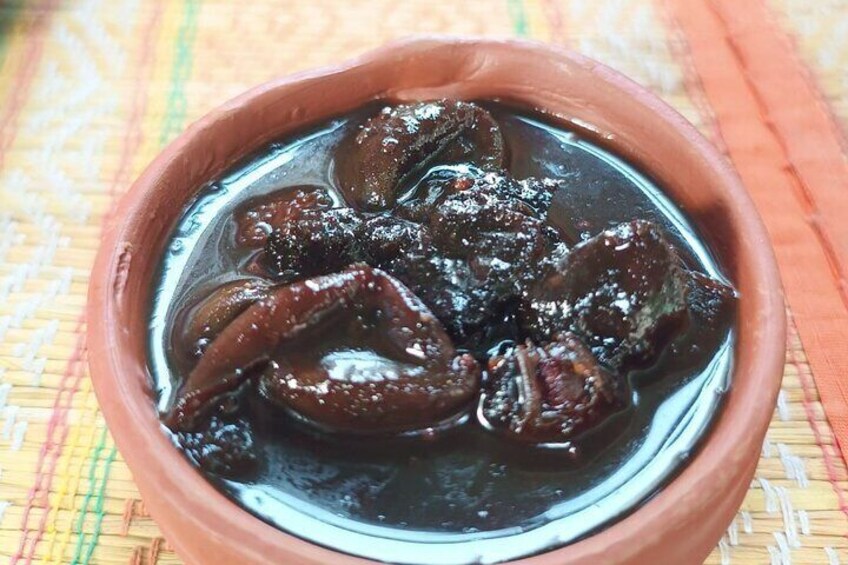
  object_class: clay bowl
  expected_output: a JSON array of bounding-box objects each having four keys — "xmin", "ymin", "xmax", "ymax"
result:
[{"xmin": 88, "ymin": 37, "xmax": 785, "ymax": 564}]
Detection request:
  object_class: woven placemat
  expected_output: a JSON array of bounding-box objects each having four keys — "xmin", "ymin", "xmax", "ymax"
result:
[{"xmin": 1, "ymin": 1, "xmax": 847, "ymax": 563}]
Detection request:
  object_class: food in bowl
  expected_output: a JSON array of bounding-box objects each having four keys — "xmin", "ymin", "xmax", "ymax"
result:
[{"xmin": 148, "ymin": 99, "xmax": 735, "ymax": 563}]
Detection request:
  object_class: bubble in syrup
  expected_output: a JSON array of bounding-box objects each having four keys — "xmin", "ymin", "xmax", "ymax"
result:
[{"xmin": 169, "ymin": 239, "xmax": 185, "ymax": 255}]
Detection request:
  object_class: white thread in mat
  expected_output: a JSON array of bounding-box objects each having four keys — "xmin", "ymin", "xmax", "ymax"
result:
[
  {"xmin": 9, "ymin": 327, "xmax": 49, "ymax": 386},
  {"xmin": 798, "ymin": 509, "xmax": 811, "ymax": 536},
  {"xmin": 775, "ymin": 484, "xmax": 801, "ymax": 548},
  {"xmin": 772, "ymin": 531, "xmax": 792, "ymax": 565},
  {"xmin": 0, "ymin": 374, "xmax": 21, "ymax": 452},
  {"xmin": 778, "ymin": 442, "xmax": 809, "ymax": 488},
  {"xmin": 0, "ymin": 216, "xmax": 19, "ymax": 265},
  {"xmin": 777, "ymin": 389, "xmax": 791, "ymax": 421},
  {"xmin": 762, "ymin": 437, "xmax": 774, "ymax": 458},
  {"xmin": 0, "ymin": 265, "xmax": 27, "ymax": 300},
  {"xmin": 29, "ymin": 354, "xmax": 49, "ymax": 387},
  {"xmin": 726, "ymin": 517, "xmax": 739, "ymax": 545},
  {"xmin": 12, "ymin": 297, "xmax": 39, "ymax": 327},
  {"xmin": 759, "ymin": 477, "xmax": 779, "ymax": 513},
  {"xmin": 11, "ymin": 420, "xmax": 27, "ymax": 451},
  {"xmin": 16, "ymin": 326, "xmax": 49, "ymax": 386},
  {"xmin": 1, "ymin": 269, "xmax": 23, "ymax": 300},
  {"xmin": 56, "ymin": 269, "xmax": 72, "ymax": 296},
  {"xmin": 45, "ymin": 318, "xmax": 59, "ymax": 344},
  {"xmin": 0, "ymin": 501, "xmax": 9, "ymax": 522},
  {"xmin": 826, "ymin": 546, "xmax": 841, "ymax": 565},
  {"xmin": 0, "ymin": 382, "xmax": 10, "ymax": 411},
  {"xmin": 79, "ymin": 8, "xmax": 127, "ymax": 70},
  {"xmin": 37, "ymin": 32, "xmax": 100, "ymax": 122},
  {"xmin": 2, "ymin": 405, "xmax": 19, "ymax": 440},
  {"xmin": 718, "ymin": 536, "xmax": 731, "ymax": 565},
  {"xmin": 741, "ymin": 510, "xmax": 754, "ymax": 534},
  {"xmin": 768, "ymin": 545, "xmax": 781, "ymax": 565},
  {"xmin": 40, "ymin": 164, "xmax": 92, "ymax": 223}
]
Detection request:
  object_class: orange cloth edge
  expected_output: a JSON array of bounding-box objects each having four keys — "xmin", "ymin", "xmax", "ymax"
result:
[
  {"xmin": 663, "ymin": 0, "xmax": 848, "ymax": 467},
  {"xmin": 711, "ymin": 1, "xmax": 848, "ymax": 304}
]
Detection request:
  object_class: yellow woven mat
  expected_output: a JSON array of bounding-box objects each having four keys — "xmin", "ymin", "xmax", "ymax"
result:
[{"xmin": 1, "ymin": 1, "xmax": 846, "ymax": 563}]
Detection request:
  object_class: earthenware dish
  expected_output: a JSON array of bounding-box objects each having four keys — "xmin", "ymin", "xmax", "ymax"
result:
[{"xmin": 88, "ymin": 37, "xmax": 786, "ymax": 564}]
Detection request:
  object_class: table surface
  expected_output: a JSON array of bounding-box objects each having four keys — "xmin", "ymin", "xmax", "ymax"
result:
[{"xmin": 1, "ymin": 0, "xmax": 848, "ymax": 563}]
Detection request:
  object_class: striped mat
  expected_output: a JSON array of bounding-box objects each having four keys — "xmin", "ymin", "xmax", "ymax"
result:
[{"xmin": 1, "ymin": 1, "xmax": 847, "ymax": 563}]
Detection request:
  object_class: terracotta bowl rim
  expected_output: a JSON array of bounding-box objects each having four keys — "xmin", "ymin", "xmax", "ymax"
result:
[{"xmin": 87, "ymin": 35, "xmax": 786, "ymax": 565}]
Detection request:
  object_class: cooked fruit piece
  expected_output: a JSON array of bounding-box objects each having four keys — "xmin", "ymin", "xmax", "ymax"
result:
[
  {"xmin": 480, "ymin": 332, "xmax": 625, "ymax": 444},
  {"xmin": 397, "ymin": 166, "xmax": 561, "ymax": 223},
  {"xmin": 385, "ymin": 172, "xmax": 562, "ymax": 350},
  {"xmin": 384, "ymin": 253, "xmax": 516, "ymax": 352},
  {"xmin": 520, "ymin": 220, "xmax": 689, "ymax": 369},
  {"xmin": 234, "ymin": 186, "xmax": 333, "ymax": 248},
  {"xmin": 359, "ymin": 214, "xmax": 432, "ymax": 267},
  {"xmin": 336, "ymin": 100, "xmax": 506, "ymax": 212},
  {"xmin": 262, "ymin": 208, "xmax": 363, "ymax": 281},
  {"xmin": 394, "ymin": 165, "xmax": 480, "ymax": 223},
  {"xmin": 181, "ymin": 279, "xmax": 270, "ymax": 357},
  {"xmin": 165, "ymin": 265, "xmax": 479, "ymax": 433},
  {"xmin": 429, "ymin": 181, "xmax": 557, "ymax": 278},
  {"xmin": 683, "ymin": 270, "xmax": 737, "ymax": 354}
]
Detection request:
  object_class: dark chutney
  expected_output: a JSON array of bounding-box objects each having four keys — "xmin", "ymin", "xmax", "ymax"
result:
[{"xmin": 148, "ymin": 100, "xmax": 736, "ymax": 564}]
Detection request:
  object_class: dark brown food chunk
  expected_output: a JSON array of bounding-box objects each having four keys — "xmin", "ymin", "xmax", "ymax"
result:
[
  {"xmin": 336, "ymin": 100, "xmax": 506, "ymax": 212},
  {"xmin": 385, "ymin": 253, "xmax": 515, "ymax": 351},
  {"xmin": 166, "ymin": 265, "xmax": 479, "ymax": 433},
  {"xmin": 398, "ymin": 167, "xmax": 560, "ymax": 223},
  {"xmin": 429, "ymin": 182, "xmax": 556, "ymax": 278},
  {"xmin": 480, "ymin": 332, "xmax": 625, "ymax": 444},
  {"xmin": 262, "ymin": 208, "xmax": 363, "ymax": 281},
  {"xmin": 394, "ymin": 165, "xmax": 480, "ymax": 223},
  {"xmin": 683, "ymin": 270, "xmax": 737, "ymax": 353},
  {"xmin": 359, "ymin": 214, "xmax": 432, "ymax": 267},
  {"xmin": 181, "ymin": 279, "xmax": 270, "ymax": 357},
  {"xmin": 440, "ymin": 171, "xmax": 560, "ymax": 219},
  {"xmin": 384, "ymin": 172, "xmax": 560, "ymax": 348},
  {"xmin": 512, "ymin": 177, "xmax": 562, "ymax": 217},
  {"xmin": 234, "ymin": 186, "xmax": 333, "ymax": 248},
  {"xmin": 520, "ymin": 220, "xmax": 689, "ymax": 369}
]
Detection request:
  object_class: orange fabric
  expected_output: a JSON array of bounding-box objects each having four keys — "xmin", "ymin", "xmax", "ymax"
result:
[{"xmin": 665, "ymin": 0, "xmax": 848, "ymax": 463}]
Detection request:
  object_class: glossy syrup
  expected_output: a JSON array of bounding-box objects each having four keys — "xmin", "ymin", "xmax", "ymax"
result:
[{"xmin": 149, "ymin": 105, "xmax": 734, "ymax": 564}]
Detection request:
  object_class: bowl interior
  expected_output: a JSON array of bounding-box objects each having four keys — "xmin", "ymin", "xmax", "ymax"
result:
[{"xmin": 146, "ymin": 101, "xmax": 736, "ymax": 563}]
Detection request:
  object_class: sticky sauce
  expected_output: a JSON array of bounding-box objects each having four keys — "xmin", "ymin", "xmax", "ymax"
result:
[{"xmin": 148, "ymin": 103, "xmax": 734, "ymax": 564}]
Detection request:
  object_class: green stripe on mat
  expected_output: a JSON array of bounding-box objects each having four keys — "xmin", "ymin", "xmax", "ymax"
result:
[
  {"xmin": 69, "ymin": 0, "xmax": 203, "ymax": 561},
  {"xmin": 80, "ymin": 445, "xmax": 118, "ymax": 564},
  {"xmin": 0, "ymin": 1, "xmax": 23, "ymax": 72},
  {"xmin": 507, "ymin": 0, "xmax": 528, "ymax": 37},
  {"xmin": 69, "ymin": 426, "xmax": 108, "ymax": 565},
  {"xmin": 160, "ymin": 0, "xmax": 201, "ymax": 146}
]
